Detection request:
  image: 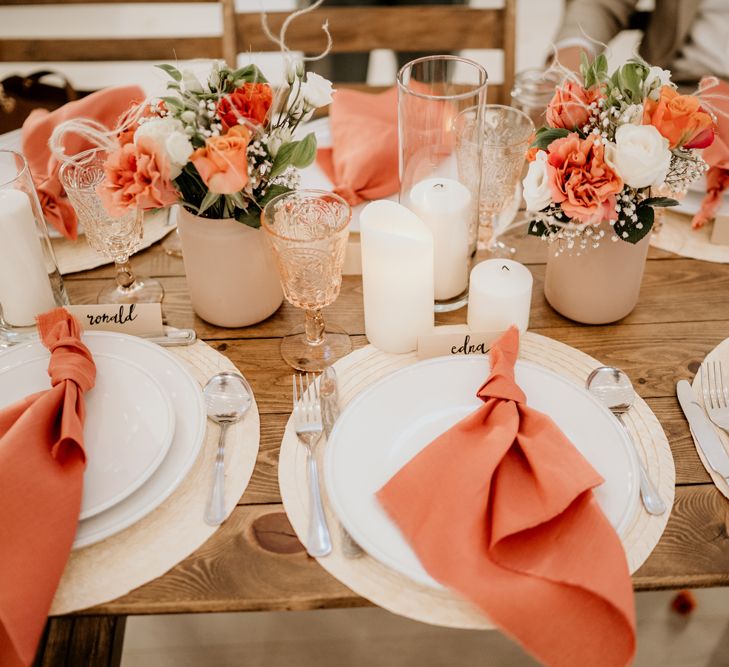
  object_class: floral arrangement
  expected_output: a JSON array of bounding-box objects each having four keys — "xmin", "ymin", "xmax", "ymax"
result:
[
  {"xmin": 522, "ymin": 55, "xmax": 716, "ymax": 251},
  {"xmin": 98, "ymin": 59, "xmax": 333, "ymax": 227}
]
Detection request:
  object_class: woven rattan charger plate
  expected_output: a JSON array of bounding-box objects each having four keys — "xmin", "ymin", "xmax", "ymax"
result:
[
  {"xmin": 50, "ymin": 339, "xmax": 260, "ymax": 615},
  {"xmin": 279, "ymin": 327, "xmax": 675, "ymax": 629}
]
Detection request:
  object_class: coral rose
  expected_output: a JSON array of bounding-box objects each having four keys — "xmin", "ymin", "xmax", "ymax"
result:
[
  {"xmin": 642, "ymin": 85, "xmax": 715, "ymax": 149},
  {"xmin": 547, "ymin": 133, "xmax": 623, "ymax": 224},
  {"xmin": 217, "ymin": 83, "xmax": 273, "ymax": 131},
  {"xmin": 546, "ymin": 81, "xmax": 599, "ymax": 131},
  {"xmin": 100, "ymin": 136, "xmax": 179, "ymax": 216},
  {"xmin": 190, "ymin": 125, "xmax": 251, "ymax": 195}
]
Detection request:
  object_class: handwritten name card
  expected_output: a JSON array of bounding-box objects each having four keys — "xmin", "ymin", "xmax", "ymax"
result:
[
  {"xmin": 417, "ymin": 330, "xmax": 505, "ymax": 360},
  {"xmin": 66, "ymin": 303, "xmax": 164, "ymax": 337}
]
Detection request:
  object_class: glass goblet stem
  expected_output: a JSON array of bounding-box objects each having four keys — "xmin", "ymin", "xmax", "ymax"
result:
[
  {"xmin": 304, "ymin": 309, "xmax": 326, "ymax": 346},
  {"xmin": 115, "ymin": 258, "xmax": 136, "ymax": 292}
]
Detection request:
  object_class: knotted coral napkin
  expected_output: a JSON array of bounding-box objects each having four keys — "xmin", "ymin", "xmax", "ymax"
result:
[
  {"xmin": 21, "ymin": 85, "xmax": 144, "ymax": 239},
  {"xmin": 692, "ymin": 78, "xmax": 729, "ymax": 229},
  {"xmin": 0, "ymin": 308, "xmax": 96, "ymax": 667},
  {"xmin": 377, "ymin": 327, "xmax": 636, "ymax": 667},
  {"xmin": 317, "ymin": 87, "xmax": 399, "ymax": 206}
]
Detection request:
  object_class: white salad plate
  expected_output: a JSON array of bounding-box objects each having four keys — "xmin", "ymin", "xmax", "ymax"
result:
[
  {"xmin": 324, "ymin": 355, "xmax": 640, "ymax": 588},
  {"xmin": 0, "ymin": 337, "xmax": 175, "ymax": 521}
]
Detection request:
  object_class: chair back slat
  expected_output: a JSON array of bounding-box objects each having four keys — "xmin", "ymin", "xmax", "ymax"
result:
[{"xmin": 236, "ymin": 6, "xmax": 505, "ymax": 53}]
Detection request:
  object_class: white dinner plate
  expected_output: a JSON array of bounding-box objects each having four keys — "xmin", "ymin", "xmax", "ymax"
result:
[
  {"xmin": 0, "ymin": 343, "xmax": 175, "ymax": 520},
  {"xmin": 72, "ymin": 332, "xmax": 205, "ymax": 548},
  {"xmin": 324, "ymin": 356, "xmax": 640, "ymax": 588}
]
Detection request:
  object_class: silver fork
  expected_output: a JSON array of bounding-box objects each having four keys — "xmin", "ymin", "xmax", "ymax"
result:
[
  {"xmin": 701, "ymin": 360, "xmax": 729, "ymax": 430},
  {"xmin": 292, "ymin": 373, "xmax": 332, "ymax": 557}
]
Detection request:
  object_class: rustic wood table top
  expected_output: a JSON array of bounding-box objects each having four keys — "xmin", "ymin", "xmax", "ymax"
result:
[
  {"xmin": 53, "ymin": 215, "xmax": 729, "ymax": 624},
  {"xmin": 37, "ymin": 212, "xmax": 729, "ymax": 665}
]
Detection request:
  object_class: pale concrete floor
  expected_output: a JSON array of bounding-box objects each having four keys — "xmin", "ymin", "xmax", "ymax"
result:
[{"xmin": 122, "ymin": 589, "xmax": 729, "ymax": 667}]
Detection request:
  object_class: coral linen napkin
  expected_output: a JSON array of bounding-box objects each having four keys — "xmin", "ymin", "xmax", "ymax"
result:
[
  {"xmin": 21, "ymin": 85, "xmax": 144, "ymax": 239},
  {"xmin": 317, "ymin": 87, "xmax": 399, "ymax": 206},
  {"xmin": 692, "ymin": 78, "xmax": 729, "ymax": 229},
  {"xmin": 0, "ymin": 308, "xmax": 96, "ymax": 667},
  {"xmin": 377, "ymin": 327, "xmax": 636, "ymax": 667}
]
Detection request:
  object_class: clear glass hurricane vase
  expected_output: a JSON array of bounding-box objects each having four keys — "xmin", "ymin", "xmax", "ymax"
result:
[
  {"xmin": 262, "ymin": 189, "xmax": 352, "ymax": 372},
  {"xmin": 398, "ymin": 55, "xmax": 488, "ymax": 313},
  {"xmin": 0, "ymin": 150, "xmax": 68, "ymax": 344},
  {"xmin": 60, "ymin": 150, "xmax": 164, "ymax": 304}
]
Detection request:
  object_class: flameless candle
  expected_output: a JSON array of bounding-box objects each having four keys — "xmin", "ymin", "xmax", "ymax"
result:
[
  {"xmin": 467, "ymin": 259, "xmax": 533, "ymax": 333},
  {"xmin": 360, "ymin": 200, "xmax": 434, "ymax": 353},
  {"xmin": 406, "ymin": 177, "xmax": 471, "ymax": 301},
  {"xmin": 0, "ymin": 189, "xmax": 56, "ymax": 326}
]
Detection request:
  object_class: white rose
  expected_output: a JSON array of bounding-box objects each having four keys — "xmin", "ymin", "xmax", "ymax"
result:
[
  {"xmin": 302, "ymin": 72, "xmax": 334, "ymax": 108},
  {"xmin": 643, "ymin": 66, "xmax": 673, "ymax": 100},
  {"xmin": 522, "ymin": 150, "xmax": 553, "ymax": 211},
  {"xmin": 135, "ymin": 117, "xmax": 193, "ymax": 179},
  {"xmin": 609, "ymin": 124, "xmax": 671, "ymax": 189}
]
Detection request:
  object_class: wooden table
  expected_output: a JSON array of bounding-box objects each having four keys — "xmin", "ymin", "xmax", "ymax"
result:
[{"xmin": 34, "ymin": 220, "xmax": 729, "ymax": 666}]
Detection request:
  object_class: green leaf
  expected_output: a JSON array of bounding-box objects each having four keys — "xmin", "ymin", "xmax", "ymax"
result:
[
  {"xmin": 156, "ymin": 64, "xmax": 182, "ymax": 82},
  {"xmin": 198, "ymin": 190, "xmax": 222, "ymax": 216},
  {"xmin": 614, "ymin": 205, "xmax": 654, "ymax": 244},
  {"xmin": 236, "ymin": 210, "xmax": 263, "ymax": 229},
  {"xmin": 232, "ymin": 64, "xmax": 268, "ymax": 84},
  {"xmin": 641, "ymin": 196, "xmax": 679, "ymax": 208},
  {"xmin": 226, "ymin": 191, "xmax": 248, "ymax": 210},
  {"xmin": 161, "ymin": 96, "xmax": 183, "ymax": 110},
  {"xmin": 269, "ymin": 133, "xmax": 318, "ymax": 178},
  {"xmin": 527, "ymin": 220, "xmax": 550, "ymax": 238},
  {"xmin": 531, "ymin": 127, "xmax": 569, "ymax": 150},
  {"xmin": 595, "ymin": 53, "xmax": 608, "ymax": 79}
]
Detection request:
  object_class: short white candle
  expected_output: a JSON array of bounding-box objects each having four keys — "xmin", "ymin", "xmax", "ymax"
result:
[
  {"xmin": 467, "ymin": 259, "xmax": 533, "ymax": 332},
  {"xmin": 406, "ymin": 177, "xmax": 471, "ymax": 301},
  {"xmin": 360, "ymin": 200, "xmax": 434, "ymax": 354},
  {"xmin": 0, "ymin": 189, "xmax": 57, "ymax": 327}
]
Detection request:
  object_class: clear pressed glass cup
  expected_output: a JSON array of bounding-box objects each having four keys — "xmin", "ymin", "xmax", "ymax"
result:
[
  {"xmin": 458, "ymin": 104, "xmax": 534, "ymax": 257},
  {"xmin": 262, "ymin": 189, "xmax": 352, "ymax": 372},
  {"xmin": 398, "ymin": 55, "xmax": 488, "ymax": 313},
  {"xmin": 60, "ymin": 150, "xmax": 164, "ymax": 304}
]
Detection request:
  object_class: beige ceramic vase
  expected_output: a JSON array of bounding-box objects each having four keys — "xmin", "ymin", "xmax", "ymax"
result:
[
  {"xmin": 176, "ymin": 206, "xmax": 283, "ymax": 327},
  {"xmin": 544, "ymin": 225, "xmax": 651, "ymax": 325}
]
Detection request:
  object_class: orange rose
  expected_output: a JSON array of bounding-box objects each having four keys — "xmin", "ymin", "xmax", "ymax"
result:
[
  {"xmin": 190, "ymin": 125, "xmax": 251, "ymax": 195},
  {"xmin": 547, "ymin": 133, "xmax": 623, "ymax": 224},
  {"xmin": 100, "ymin": 136, "xmax": 178, "ymax": 216},
  {"xmin": 217, "ymin": 83, "xmax": 273, "ymax": 131},
  {"xmin": 546, "ymin": 81, "xmax": 600, "ymax": 131},
  {"xmin": 643, "ymin": 86, "xmax": 715, "ymax": 149}
]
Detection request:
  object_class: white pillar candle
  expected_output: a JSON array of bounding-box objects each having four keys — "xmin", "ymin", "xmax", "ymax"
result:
[
  {"xmin": 0, "ymin": 189, "xmax": 57, "ymax": 326},
  {"xmin": 360, "ymin": 200, "xmax": 434, "ymax": 354},
  {"xmin": 406, "ymin": 177, "xmax": 471, "ymax": 301},
  {"xmin": 467, "ymin": 259, "xmax": 533, "ymax": 332}
]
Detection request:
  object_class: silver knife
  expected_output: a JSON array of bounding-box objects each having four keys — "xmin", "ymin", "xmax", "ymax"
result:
[
  {"xmin": 320, "ymin": 366, "xmax": 364, "ymax": 559},
  {"xmin": 677, "ymin": 380, "xmax": 729, "ymax": 479}
]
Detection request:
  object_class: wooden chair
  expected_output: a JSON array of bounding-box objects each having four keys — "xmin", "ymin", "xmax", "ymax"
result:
[
  {"xmin": 227, "ymin": 1, "xmax": 517, "ymax": 104},
  {"xmin": 0, "ymin": 0, "xmax": 234, "ymax": 65}
]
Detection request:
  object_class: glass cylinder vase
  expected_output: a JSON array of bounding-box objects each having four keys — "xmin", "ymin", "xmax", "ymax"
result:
[
  {"xmin": 398, "ymin": 55, "xmax": 488, "ymax": 312},
  {"xmin": 0, "ymin": 150, "xmax": 68, "ymax": 344}
]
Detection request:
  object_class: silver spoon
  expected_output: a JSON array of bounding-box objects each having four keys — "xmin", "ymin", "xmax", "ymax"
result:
[
  {"xmin": 203, "ymin": 371, "xmax": 253, "ymax": 526},
  {"xmin": 586, "ymin": 366, "xmax": 666, "ymax": 516}
]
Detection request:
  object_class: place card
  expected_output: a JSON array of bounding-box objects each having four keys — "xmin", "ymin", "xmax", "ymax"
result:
[
  {"xmin": 66, "ymin": 303, "xmax": 164, "ymax": 337},
  {"xmin": 417, "ymin": 329, "xmax": 505, "ymax": 360},
  {"xmin": 710, "ymin": 216, "xmax": 729, "ymax": 246}
]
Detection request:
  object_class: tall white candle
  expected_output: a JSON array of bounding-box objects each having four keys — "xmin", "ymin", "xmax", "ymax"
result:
[
  {"xmin": 360, "ymin": 200, "xmax": 434, "ymax": 354},
  {"xmin": 467, "ymin": 259, "xmax": 533, "ymax": 332},
  {"xmin": 407, "ymin": 177, "xmax": 471, "ymax": 301},
  {"xmin": 0, "ymin": 189, "xmax": 57, "ymax": 326}
]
